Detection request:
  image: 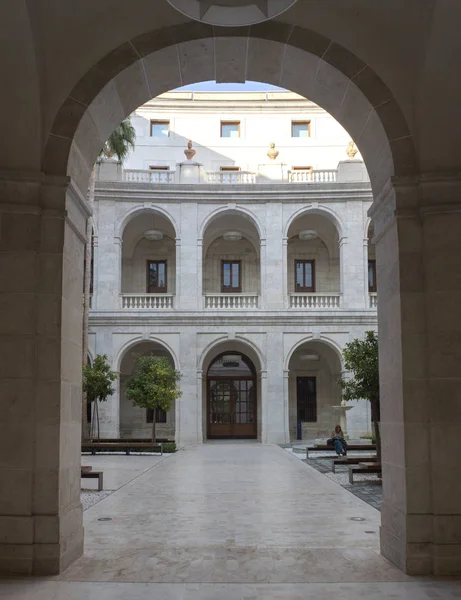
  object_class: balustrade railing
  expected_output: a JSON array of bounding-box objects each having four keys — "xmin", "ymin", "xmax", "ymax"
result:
[
  {"xmin": 121, "ymin": 294, "xmax": 174, "ymax": 309},
  {"xmin": 289, "ymin": 293, "xmax": 341, "ymax": 309},
  {"xmin": 205, "ymin": 171, "xmax": 257, "ymax": 184},
  {"xmin": 288, "ymin": 169, "xmax": 338, "ymax": 183},
  {"xmin": 123, "ymin": 169, "xmax": 175, "ymax": 184},
  {"xmin": 204, "ymin": 294, "xmax": 259, "ymax": 309},
  {"xmin": 369, "ymin": 293, "xmax": 378, "ymax": 308}
]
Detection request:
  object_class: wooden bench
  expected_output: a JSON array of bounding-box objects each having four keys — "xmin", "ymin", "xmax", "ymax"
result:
[
  {"xmin": 81, "ymin": 468, "xmax": 104, "ymax": 491},
  {"xmin": 81, "ymin": 442, "xmax": 163, "ymax": 456},
  {"xmin": 348, "ymin": 462, "xmax": 382, "ymax": 484},
  {"xmin": 331, "ymin": 456, "xmax": 376, "ymax": 473},
  {"xmin": 306, "ymin": 444, "xmax": 376, "ymax": 459}
]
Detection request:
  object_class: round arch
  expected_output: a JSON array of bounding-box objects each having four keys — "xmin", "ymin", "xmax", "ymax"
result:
[
  {"xmin": 284, "ymin": 204, "xmax": 345, "ymax": 240},
  {"xmin": 199, "ymin": 336, "xmax": 265, "ymax": 374},
  {"xmin": 43, "ymin": 24, "xmax": 416, "ymax": 197},
  {"xmin": 284, "ymin": 336, "xmax": 344, "ymax": 372},
  {"xmin": 199, "ymin": 206, "xmax": 265, "ymax": 241},
  {"xmin": 116, "ymin": 205, "xmax": 179, "ymax": 240},
  {"xmin": 114, "ymin": 336, "xmax": 180, "ymax": 372}
]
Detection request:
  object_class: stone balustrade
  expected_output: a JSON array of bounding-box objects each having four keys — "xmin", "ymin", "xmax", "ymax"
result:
[
  {"xmin": 289, "ymin": 293, "xmax": 341, "ymax": 309},
  {"xmin": 288, "ymin": 169, "xmax": 337, "ymax": 183},
  {"xmin": 369, "ymin": 293, "xmax": 378, "ymax": 308},
  {"xmin": 205, "ymin": 170, "xmax": 257, "ymax": 184},
  {"xmin": 204, "ymin": 294, "xmax": 259, "ymax": 309},
  {"xmin": 121, "ymin": 294, "xmax": 175, "ymax": 309},
  {"xmin": 124, "ymin": 169, "xmax": 176, "ymax": 183}
]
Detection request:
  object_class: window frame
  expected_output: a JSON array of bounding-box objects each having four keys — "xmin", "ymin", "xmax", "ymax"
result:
[
  {"xmin": 149, "ymin": 165, "xmax": 169, "ymax": 171},
  {"xmin": 146, "ymin": 260, "xmax": 168, "ymax": 294},
  {"xmin": 291, "ymin": 120, "xmax": 311, "ymax": 138},
  {"xmin": 220, "ymin": 120, "xmax": 241, "ymax": 139},
  {"xmin": 220, "ymin": 166, "xmax": 241, "ymax": 172},
  {"xmin": 368, "ymin": 259, "xmax": 377, "ymax": 293},
  {"xmin": 146, "ymin": 408, "xmax": 167, "ymax": 424},
  {"xmin": 221, "ymin": 259, "xmax": 242, "ymax": 293},
  {"xmin": 297, "ymin": 376, "xmax": 317, "ymax": 423},
  {"xmin": 150, "ymin": 120, "xmax": 170, "ymax": 137},
  {"xmin": 294, "ymin": 259, "xmax": 315, "ymax": 292}
]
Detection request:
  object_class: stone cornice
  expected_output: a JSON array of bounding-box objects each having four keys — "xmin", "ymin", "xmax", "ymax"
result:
[
  {"xmin": 89, "ymin": 311, "xmax": 378, "ymax": 328},
  {"xmin": 95, "ymin": 182, "xmax": 373, "ymax": 204}
]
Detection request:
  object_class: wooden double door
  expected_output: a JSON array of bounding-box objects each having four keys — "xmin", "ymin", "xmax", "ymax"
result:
[{"xmin": 207, "ymin": 353, "xmax": 257, "ymax": 439}]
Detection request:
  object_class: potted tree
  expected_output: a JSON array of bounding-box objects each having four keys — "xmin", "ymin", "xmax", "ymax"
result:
[
  {"xmin": 82, "ymin": 354, "xmax": 117, "ymax": 441},
  {"xmin": 340, "ymin": 331, "xmax": 381, "ymax": 463},
  {"xmin": 126, "ymin": 356, "xmax": 181, "ymax": 445}
]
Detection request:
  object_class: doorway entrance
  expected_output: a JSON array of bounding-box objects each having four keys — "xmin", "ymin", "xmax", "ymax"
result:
[
  {"xmin": 297, "ymin": 376, "xmax": 317, "ymax": 423},
  {"xmin": 207, "ymin": 352, "xmax": 257, "ymax": 439}
]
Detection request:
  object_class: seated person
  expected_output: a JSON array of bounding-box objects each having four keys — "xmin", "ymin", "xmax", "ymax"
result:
[{"xmin": 327, "ymin": 424, "xmax": 347, "ymax": 457}]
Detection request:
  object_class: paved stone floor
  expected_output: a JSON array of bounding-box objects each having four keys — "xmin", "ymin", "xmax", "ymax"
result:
[{"xmin": 2, "ymin": 444, "xmax": 461, "ymax": 599}]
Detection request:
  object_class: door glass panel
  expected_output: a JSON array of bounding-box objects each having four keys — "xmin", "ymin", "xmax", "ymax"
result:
[
  {"xmin": 305, "ymin": 263, "xmax": 312, "ymax": 287},
  {"xmin": 149, "ymin": 263, "xmax": 157, "ymax": 287},
  {"xmin": 223, "ymin": 263, "xmax": 231, "ymax": 287},
  {"xmin": 296, "ymin": 262, "xmax": 304, "ymax": 288},
  {"xmin": 158, "ymin": 263, "xmax": 166, "ymax": 288},
  {"xmin": 231, "ymin": 262, "xmax": 240, "ymax": 288}
]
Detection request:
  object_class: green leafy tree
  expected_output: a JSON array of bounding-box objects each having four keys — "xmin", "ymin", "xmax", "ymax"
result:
[
  {"xmin": 126, "ymin": 356, "xmax": 182, "ymax": 444},
  {"xmin": 82, "ymin": 118, "xmax": 136, "ymax": 439},
  {"xmin": 340, "ymin": 331, "xmax": 381, "ymax": 463},
  {"xmin": 83, "ymin": 354, "xmax": 117, "ymax": 441}
]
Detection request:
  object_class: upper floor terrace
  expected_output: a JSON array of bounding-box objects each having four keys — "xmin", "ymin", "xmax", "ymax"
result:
[{"xmin": 90, "ymin": 159, "xmax": 377, "ymax": 317}]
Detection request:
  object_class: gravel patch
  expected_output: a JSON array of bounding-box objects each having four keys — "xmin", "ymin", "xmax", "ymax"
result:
[
  {"xmin": 284, "ymin": 447, "xmax": 382, "ymax": 510},
  {"xmin": 81, "ymin": 490, "xmax": 113, "ymax": 511}
]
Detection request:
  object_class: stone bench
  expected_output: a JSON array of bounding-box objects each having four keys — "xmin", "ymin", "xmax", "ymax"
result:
[
  {"xmin": 331, "ymin": 456, "xmax": 377, "ymax": 473},
  {"xmin": 82, "ymin": 442, "xmax": 163, "ymax": 456},
  {"xmin": 306, "ymin": 444, "xmax": 376, "ymax": 459},
  {"xmin": 81, "ymin": 469, "xmax": 104, "ymax": 491},
  {"xmin": 348, "ymin": 462, "xmax": 382, "ymax": 484}
]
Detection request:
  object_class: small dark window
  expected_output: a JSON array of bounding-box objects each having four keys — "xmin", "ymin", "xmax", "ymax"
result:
[
  {"xmin": 149, "ymin": 165, "xmax": 169, "ymax": 170},
  {"xmin": 292, "ymin": 121, "xmax": 311, "ymax": 138},
  {"xmin": 146, "ymin": 408, "xmax": 167, "ymax": 423},
  {"xmin": 368, "ymin": 260, "xmax": 377, "ymax": 292},
  {"xmin": 146, "ymin": 260, "xmax": 167, "ymax": 293},
  {"xmin": 221, "ymin": 260, "xmax": 241, "ymax": 293},
  {"xmin": 221, "ymin": 121, "xmax": 240, "ymax": 138},
  {"xmin": 297, "ymin": 377, "xmax": 317, "ymax": 422},
  {"xmin": 150, "ymin": 120, "xmax": 170, "ymax": 137},
  {"xmin": 295, "ymin": 260, "xmax": 315, "ymax": 292}
]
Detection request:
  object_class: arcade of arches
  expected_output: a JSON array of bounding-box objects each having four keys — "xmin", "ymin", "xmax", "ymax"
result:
[{"xmin": 2, "ymin": 0, "xmax": 461, "ymax": 580}]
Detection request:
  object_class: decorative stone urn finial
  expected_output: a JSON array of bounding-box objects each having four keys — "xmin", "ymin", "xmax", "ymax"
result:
[
  {"xmin": 346, "ymin": 140, "xmax": 359, "ymax": 159},
  {"xmin": 184, "ymin": 140, "xmax": 196, "ymax": 161},
  {"xmin": 267, "ymin": 142, "xmax": 279, "ymax": 161}
]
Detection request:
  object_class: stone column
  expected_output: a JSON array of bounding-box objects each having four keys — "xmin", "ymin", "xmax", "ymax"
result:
[
  {"xmin": 373, "ymin": 175, "xmax": 461, "ymax": 576},
  {"xmin": 340, "ymin": 199, "xmax": 368, "ymax": 309},
  {"xmin": 176, "ymin": 331, "xmax": 201, "ymax": 446},
  {"xmin": 0, "ymin": 173, "xmax": 87, "ymax": 575},
  {"xmin": 264, "ymin": 203, "xmax": 284, "ymax": 310},
  {"xmin": 93, "ymin": 199, "xmax": 120, "ymax": 311},
  {"xmin": 262, "ymin": 331, "xmax": 288, "ymax": 443},
  {"xmin": 178, "ymin": 204, "xmax": 199, "ymax": 310}
]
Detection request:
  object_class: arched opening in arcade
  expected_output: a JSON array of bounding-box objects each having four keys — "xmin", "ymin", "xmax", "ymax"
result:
[
  {"xmin": 118, "ymin": 340, "xmax": 177, "ymax": 440},
  {"xmin": 120, "ymin": 210, "xmax": 177, "ymax": 309},
  {"xmin": 202, "ymin": 210, "xmax": 262, "ymax": 309},
  {"xmin": 18, "ymin": 17, "xmax": 429, "ymax": 577},
  {"xmin": 201, "ymin": 340, "xmax": 263, "ymax": 441},
  {"xmin": 286, "ymin": 210, "xmax": 342, "ymax": 309}
]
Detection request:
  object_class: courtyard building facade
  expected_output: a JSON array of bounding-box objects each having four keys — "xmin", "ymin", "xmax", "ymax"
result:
[{"xmin": 89, "ymin": 92, "xmax": 377, "ymax": 446}]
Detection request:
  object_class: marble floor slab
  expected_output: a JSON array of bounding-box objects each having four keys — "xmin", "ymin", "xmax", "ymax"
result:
[{"xmin": 1, "ymin": 444, "xmax": 461, "ymax": 598}]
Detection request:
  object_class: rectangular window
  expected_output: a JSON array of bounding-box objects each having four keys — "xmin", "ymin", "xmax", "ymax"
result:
[
  {"xmin": 295, "ymin": 259, "xmax": 315, "ymax": 292},
  {"xmin": 221, "ymin": 260, "xmax": 241, "ymax": 293},
  {"xmin": 146, "ymin": 408, "xmax": 167, "ymax": 423},
  {"xmin": 150, "ymin": 120, "xmax": 170, "ymax": 137},
  {"xmin": 297, "ymin": 377, "xmax": 317, "ymax": 422},
  {"xmin": 220, "ymin": 166, "xmax": 241, "ymax": 171},
  {"xmin": 221, "ymin": 121, "xmax": 240, "ymax": 138},
  {"xmin": 292, "ymin": 120, "xmax": 311, "ymax": 138},
  {"xmin": 368, "ymin": 259, "xmax": 377, "ymax": 292},
  {"xmin": 149, "ymin": 165, "xmax": 169, "ymax": 170},
  {"xmin": 146, "ymin": 260, "xmax": 167, "ymax": 293}
]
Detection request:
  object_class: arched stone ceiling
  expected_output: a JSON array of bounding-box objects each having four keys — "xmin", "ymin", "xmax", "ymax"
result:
[{"xmin": 43, "ymin": 22, "xmax": 416, "ymax": 197}]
